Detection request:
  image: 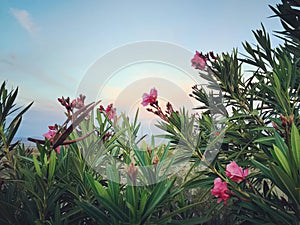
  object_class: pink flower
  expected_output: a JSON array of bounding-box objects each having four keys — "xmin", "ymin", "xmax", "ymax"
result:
[
  {"xmin": 141, "ymin": 88, "xmax": 157, "ymax": 106},
  {"xmin": 43, "ymin": 129, "xmax": 61, "ymax": 154},
  {"xmin": 105, "ymin": 104, "xmax": 116, "ymax": 119},
  {"xmin": 99, "ymin": 104, "xmax": 116, "ymax": 120},
  {"xmin": 43, "ymin": 130, "xmax": 56, "ymax": 140},
  {"xmin": 225, "ymin": 161, "xmax": 249, "ymax": 183},
  {"xmin": 211, "ymin": 177, "xmax": 230, "ymax": 205},
  {"xmin": 191, "ymin": 51, "xmax": 207, "ymax": 70}
]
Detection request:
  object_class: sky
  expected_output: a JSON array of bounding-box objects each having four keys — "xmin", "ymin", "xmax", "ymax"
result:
[{"xmin": 0, "ymin": 0, "xmax": 283, "ymax": 140}]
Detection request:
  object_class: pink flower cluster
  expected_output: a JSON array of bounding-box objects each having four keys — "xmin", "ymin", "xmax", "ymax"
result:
[
  {"xmin": 211, "ymin": 161, "xmax": 248, "ymax": 205},
  {"xmin": 225, "ymin": 161, "xmax": 249, "ymax": 183},
  {"xmin": 141, "ymin": 88, "xmax": 157, "ymax": 106},
  {"xmin": 71, "ymin": 94, "xmax": 85, "ymax": 109},
  {"xmin": 191, "ymin": 50, "xmax": 218, "ymax": 70},
  {"xmin": 191, "ymin": 51, "xmax": 207, "ymax": 70},
  {"xmin": 58, "ymin": 94, "xmax": 86, "ymax": 113},
  {"xmin": 211, "ymin": 178, "xmax": 230, "ymax": 205},
  {"xmin": 43, "ymin": 125, "xmax": 61, "ymax": 154},
  {"xmin": 43, "ymin": 130, "xmax": 57, "ymax": 140},
  {"xmin": 99, "ymin": 103, "xmax": 116, "ymax": 120},
  {"xmin": 141, "ymin": 88, "xmax": 178, "ymax": 122}
]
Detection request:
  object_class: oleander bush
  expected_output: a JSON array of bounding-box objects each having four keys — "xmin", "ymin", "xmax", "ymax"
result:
[{"xmin": 0, "ymin": 1, "xmax": 299, "ymax": 224}]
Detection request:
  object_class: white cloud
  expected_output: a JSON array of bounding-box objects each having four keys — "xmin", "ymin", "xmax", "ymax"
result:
[{"xmin": 10, "ymin": 8, "xmax": 37, "ymax": 35}]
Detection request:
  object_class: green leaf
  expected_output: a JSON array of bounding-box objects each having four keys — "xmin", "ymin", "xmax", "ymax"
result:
[
  {"xmin": 291, "ymin": 124, "xmax": 300, "ymax": 166},
  {"xmin": 6, "ymin": 101, "xmax": 33, "ymax": 145},
  {"xmin": 85, "ymin": 173, "xmax": 129, "ymax": 222},
  {"xmin": 76, "ymin": 200, "xmax": 110, "ymax": 224},
  {"xmin": 138, "ymin": 189, "xmax": 148, "ymax": 217},
  {"xmin": 253, "ymin": 136, "xmax": 275, "ymax": 144},
  {"xmin": 157, "ymin": 198, "xmax": 211, "ymax": 225},
  {"xmin": 272, "ymin": 145, "xmax": 291, "ymax": 176},
  {"xmin": 274, "ymin": 132, "xmax": 288, "ymax": 155},
  {"xmin": 269, "ymin": 164, "xmax": 299, "ymax": 207},
  {"xmin": 48, "ymin": 150, "xmax": 56, "ymax": 182},
  {"xmin": 106, "ymin": 164, "xmax": 121, "ymax": 203},
  {"xmin": 33, "ymin": 155, "xmax": 42, "ymax": 177},
  {"xmin": 251, "ymin": 159, "xmax": 272, "ymax": 178},
  {"xmin": 141, "ymin": 180, "xmax": 174, "ymax": 223},
  {"xmin": 85, "ymin": 173, "xmax": 111, "ymax": 200}
]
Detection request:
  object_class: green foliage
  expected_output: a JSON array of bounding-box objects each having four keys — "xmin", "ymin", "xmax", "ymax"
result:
[
  {"xmin": 0, "ymin": 1, "xmax": 299, "ymax": 225},
  {"xmin": 178, "ymin": 1, "xmax": 300, "ymax": 224},
  {"xmin": 0, "ymin": 81, "xmax": 32, "ymax": 158},
  {"xmin": 141, "ymin": 1, "xmax": 300, "ymax": 224},
  {"xmin": 0, "ymin": 82, "xmax": 33, "ymax": 224},
  {"xmin": 250, "ymin": 124, "xmax": 300, "ymax": 224},
  {"xmin": 0, "ymin": 93, "xmax": 209, "ymax": 224}
]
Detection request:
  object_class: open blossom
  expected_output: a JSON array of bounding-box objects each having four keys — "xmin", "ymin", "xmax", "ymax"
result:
[
  {"xmin": 225, "ymin": 161, "xmax": 249, "ymax": 183},
  {"xmin": 43, "ymin": 128, "xmax": 61, "ymax": 154},
  {"xmin": 141, "ymin": 88, "xmax": 157, "ymax": 106},
  {"xmin": 43, "ymin": 130, "xmax": 56, "ymax": 140},
  {"xmin": 191, "ymin": 51, "xmax": 207, "ymax": 70},
  {"xmin": 211, "ymin": 178, "xmax": 230, "ymax": 205}
]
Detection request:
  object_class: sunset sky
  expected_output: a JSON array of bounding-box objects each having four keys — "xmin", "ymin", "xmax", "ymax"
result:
[{"xmin": 0, "ymin": 0, "xmax": 282, "ymax": 139}]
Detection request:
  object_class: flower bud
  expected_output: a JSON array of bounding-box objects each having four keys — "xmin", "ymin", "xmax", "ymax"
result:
[
  {"xmin": 153, "ymin": 155, "xmax": 159, "ymax": 165},
  {"xmin": 271, "ymin": 121, "xmax": 280, "ymax": 130},
  {"xmin": 127, "ymin": 162, "xmax": 138, "ymax": 186}
]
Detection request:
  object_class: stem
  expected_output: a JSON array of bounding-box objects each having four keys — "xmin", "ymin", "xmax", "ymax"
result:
[
  {"xmin": 210, "ymin": 166, "xmax": 226, "ymax": 180},
  {"xmin": 207, "ymin": 66, "xmax": 272, "ymax": 136},
  {"xmin": 233, "ymin": 95, "xmax": 272, "ymax": 136}
]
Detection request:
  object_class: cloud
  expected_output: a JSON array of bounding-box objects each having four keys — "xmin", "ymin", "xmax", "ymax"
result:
[{"xmin": 10, "ymin": 8, "xmax": 37, "ymax": 35}]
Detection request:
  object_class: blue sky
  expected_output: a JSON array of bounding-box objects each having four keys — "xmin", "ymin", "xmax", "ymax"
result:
[{"xmin": 0, "ymin": 0, "xmax": 282, "ymax": 139}]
